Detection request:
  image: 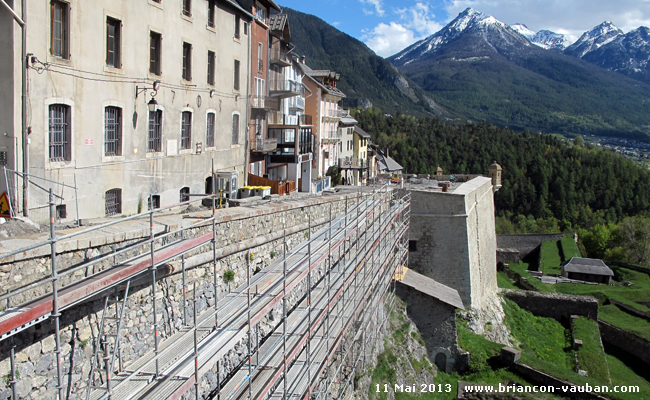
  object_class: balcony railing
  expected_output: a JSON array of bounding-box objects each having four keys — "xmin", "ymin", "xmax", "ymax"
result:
[
  {"xmin": 269, "ymin": 80, "xmax": 303, "ymax": 98},
  {"xmin": 251, "ymin": 137, "xmax": 278, "ymax": 153},
  {"xmin": 323, "ymin": 129, "xmax": 342, "ymax": 139},
  {"xmin": 339, "ymin": 157, "xmax": 368, "ymax": 169},
  {"xmin": 323, "ymin": 109, "xmax": 346, "ymax": 118},
  {"xmin": 251, "ymin": 96, "xmax": 279, "ymax": 110},
  {"xmin": 268, "ymin": 112, "xmax": 313, "ymax": 126},
  {"xmin": 270, "ymin": 44, "xmax": 291, "ymax": 66}
]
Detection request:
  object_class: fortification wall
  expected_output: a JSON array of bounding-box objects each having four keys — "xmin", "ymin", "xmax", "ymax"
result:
[
  {"xmin": 0, "ymin": 192, "xmax": 382, "ymax": 400},
  {"xmin": 405, "ymin": 177, "xmax": 497, "ymax": 309},
  {"xmin": 502, "ymin": 290, "xmax": 599, "ymax": 321},
  {"xmin": 496, "ymin": 234, "xmax": 564, "ymax": 262}
]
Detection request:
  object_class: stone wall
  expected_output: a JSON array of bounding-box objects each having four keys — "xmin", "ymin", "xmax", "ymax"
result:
[
  {"xmin": 598, "ymin": 320, "xmax": 650, "ymax": 365},
  {"xmin": 0, "ymin": 191, "xmax": 386, "ymax": 400},
  {"xmin": 404, "ymin": 177, "xmax": 498, "ymax": 310},
  {"xmin": 509, "ymin": 363, "xmax": 608, "ymax": 400},
  {"xmin": 395, "ymin": 282, "xmax": 460, "ymax": 372},
  {"xmin": 502, "ymin": 290, "xmax": 599, "ymax": 321},
  {"xmin": 496, "ymin": 233, "xmax": 564, "ymax": 263}
]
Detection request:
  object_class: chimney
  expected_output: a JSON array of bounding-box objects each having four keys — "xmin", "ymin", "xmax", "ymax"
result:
[{"xmin": 300, "ymin": 55, "xmax": 306, "ymax": 64}]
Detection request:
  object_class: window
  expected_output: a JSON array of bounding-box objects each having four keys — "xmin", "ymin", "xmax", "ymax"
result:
[
  {"xmin": 48, "ymin": 104, "xmax": 71, "ymax": 162},
  {"xmin": 255, "ymin": 2, "xmax": 267, "ymax": 24},
  {"xmin": 206, "ymin": 112, "xmax": 215, "ymax": 147},
  {"xmin": 207, "ymin": 0, "xmax": 215, "ymax": 27},
  {"xmin": 232, "ymin": 114, "xmax": 240, "ymax": 145},
  {"xmin": 56, "ymin": 204, "xmax": 67, "ymax": 219},
  {"xmin": 148, "ymin": 195, "xmax": 160, "ymax": 210},
  {"xmin": 182, "ymin": 42, "xmax": 192, "ymax": 81},
  {"xmin": 148, "ymin": 109, "xmax": 163, "ymax": 152},
  {"xmin": 51, "ymin": 1, "xmax": 70, "ymax": 59},
  {"xmin": 105, "ymin": 189, "xmax": 122, "ymax": 216},
  {"xmin": 181, "ymin": 111, "xmax": 192, "ymax": 150},
  {"xmin": 258, "ymin": 42, "xmax": 264, "ymax": 72},
  {"xmin": 150, "ymin": 31, "xmax": 162, "ymax": 75},
  {"xmin": 104, "ymin": 106, "xmax": 122, "ymax": 156},
  {"xmin": 180, "ymin": 187, "xmax": 190, "ymax": 202},
  {"xmin": 182, "ymin": 0, "xmax": 191, "ymax": 16},
  {"xmin": 235, "ymin": 15, "xmax": 241, "ymax": 39},
  {"xmin": 207, "ymin": 51, "xmax": 215, "ymax": 85},
  {"xmin": 234, "ymin": 59, "xmax": 240, "ymax": 90},
  {"xmin": 106, "ymin": 17, "xmax": 121, "ymax": 68},
  {"xmin": 409, "ymin": 240, "xmax": 418, "ymax": 252}
]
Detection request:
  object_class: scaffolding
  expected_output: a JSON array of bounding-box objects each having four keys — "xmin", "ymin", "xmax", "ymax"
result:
[{"xmin": 0, "ymin": 185, "xmax": 410, "ymax": 400}]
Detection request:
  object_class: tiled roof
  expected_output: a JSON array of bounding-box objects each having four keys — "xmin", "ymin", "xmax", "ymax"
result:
[
  {"xmin": 268, "ymin": 14, "xmax": 288, "ymax": 32},
  {"xmin": 298, "ymin": 63, "xmax": 346, "ymax": 99}
]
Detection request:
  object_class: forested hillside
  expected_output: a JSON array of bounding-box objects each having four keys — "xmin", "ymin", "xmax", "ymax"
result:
[
  {"xmin": 283, "ymin": 8, "xmax": 445, "ymax": 117},
  {"xmin": 354, "ymin": 109, "xmax": 650, "ymax": 227}
]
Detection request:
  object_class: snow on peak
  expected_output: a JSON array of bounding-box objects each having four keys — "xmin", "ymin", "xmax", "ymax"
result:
[
  {"xmin": 567, "ymin": 21, "xmax": 624, "ymax": 58},
  {"xmin": 511, "ymin": 24, "xmax": 536, "ymax": 40}
]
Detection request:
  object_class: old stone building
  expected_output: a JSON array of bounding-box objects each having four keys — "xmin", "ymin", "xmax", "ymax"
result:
[{"xmin": 0, "ymin": 0, "xmax": 252, "ymax": 223}]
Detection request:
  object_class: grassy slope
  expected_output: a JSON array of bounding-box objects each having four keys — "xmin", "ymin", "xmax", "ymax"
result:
[
  {"xmin": 539, "ymin": 241, "xmax": 563, "ymax": 275},
  {"xmin": 572, "ymin": 317, "xmax": 611, "ymax": 383}
]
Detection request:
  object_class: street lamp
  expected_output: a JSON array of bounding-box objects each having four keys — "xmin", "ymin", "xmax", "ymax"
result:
[{"xmin": 148, "ymin": 97, "xmax": 158, "ymax": 112}]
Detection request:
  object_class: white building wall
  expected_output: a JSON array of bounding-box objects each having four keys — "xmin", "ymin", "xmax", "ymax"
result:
[{"xmin": 1, "ymin": 0, "xmax": 251, "ymax": 222}]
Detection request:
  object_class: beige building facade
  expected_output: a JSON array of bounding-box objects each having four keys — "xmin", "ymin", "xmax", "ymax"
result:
[{"xmin": 1, "ymin": 0, "xmax": 252, "ymax": 223}]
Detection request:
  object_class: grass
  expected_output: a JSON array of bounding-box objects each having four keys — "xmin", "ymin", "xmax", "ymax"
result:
[
  {"xmin": 508, "ymin": 261, "xmax": 557, "ymax": 292},
  {"xmin": 502, "ymin": 298, "xmax": 573, "ymax": 368},
  {"xmin": 497, "ymin": 272, "xmax": 520, "ymax": 289},
  {"xmin": 604, "ymin": 344, "xmax": 650, "ymax": 400},
  {"xmin": 571, "ymin": 317, "xmax": 611, "ymax": 383},
  {"xmin": 560, "ymin": 237, "xmax": 581, "ymax": 259},
  {"xmin": 539, "ymin": 240, "xmax": 563, "ymax": 275},
  {"xmin": 598, "ymin": 304, "xmax": 650, "ymax": 342}
]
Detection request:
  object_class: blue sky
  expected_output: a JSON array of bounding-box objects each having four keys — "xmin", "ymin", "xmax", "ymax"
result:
[{"xmin": 278, "ymin": 0, "xmax": 650, "ymax": 57}]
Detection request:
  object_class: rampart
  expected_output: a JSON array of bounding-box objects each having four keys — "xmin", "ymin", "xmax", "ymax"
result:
[{"xmin": 502, "ymin": 290, "xmax": 599, "ymax": 321}]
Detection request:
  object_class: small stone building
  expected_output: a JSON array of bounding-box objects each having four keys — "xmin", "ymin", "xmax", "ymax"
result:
[{"xmin": 561, "ymin": 257, "xmax": 614, "ymax": 284}]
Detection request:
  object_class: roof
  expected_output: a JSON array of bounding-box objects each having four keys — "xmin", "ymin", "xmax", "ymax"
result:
[
  {"xmin": 395, "ymin": 267, "xmax": 465, "ymax": 309},
  {"xmin": 375, "ymin": 151, "xmax": 403, "ymax": 172},
  {"xmin": 563, "ymin": 257, "xmax": 614, "ymax": 276},
  {"xmin": 340, "ymin": 116, "xmax": 358, "ymax": 126},
  {"xmin": 223, "ymin": 0, "xmax": 255, "ymax": 19},
  {"xmin": 298, "ymin": 62, "xmax": 347, "ymax": 99},
  {"xmin": 354, "ymin": 126, "xmax": 371, "ymax": 138},
  {"xmin": 268, "ymin": 13, "xmax": 289, "ymax": 39}
]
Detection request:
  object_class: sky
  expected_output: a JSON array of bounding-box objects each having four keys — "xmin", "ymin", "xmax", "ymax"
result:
[{"xmin": 277, "ymin": 0, "xmax": 650, "ymax": 57}]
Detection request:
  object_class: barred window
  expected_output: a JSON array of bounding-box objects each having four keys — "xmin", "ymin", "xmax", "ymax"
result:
[
  {"xmin": 206, "ymin": 112, "xmax": 215, "ymax": 147},
  {"xmin": 208, "ymin": 0, "xmax": 216, "ymax": 27},
  {"xmin": 231, "ymin": 114, "xmax": 240, "ymax": 145},
  {"xmin": 48, "ymin": 104, "xmax": 71, "ymax": 162},
  {"xmin": 181, "ymin": 111, "xmax": 192, "ymax": 150},
  {"xmin": 105, "ymin": 188, "xmax": 122, "ymax": 216},
  {"xmin": 148, "ymin": 109, "xmax": 163, "ymax": 152},
  {"xmin": 104, "ymin": 106, "xmax": 122, "ymax": 156}
]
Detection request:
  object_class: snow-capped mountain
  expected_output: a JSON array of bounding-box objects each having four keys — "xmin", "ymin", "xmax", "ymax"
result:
[
  {"xmin": 511, "ymin": 23, "xmax": 535, "ymax": 40},
  {"xmin": 579, "ymin": 26, "xmax": 650, "ymax": 83},
  {"xmin": 510, "ymin": 24, "xmax": 569, "ymax": 50},
  {"xmin": 390, "ymin": 8, "xmax": 531, "ymax": 66},
  {"xmin": 564, "ymin": 21, "xmax": 624, "ymax": 58}
]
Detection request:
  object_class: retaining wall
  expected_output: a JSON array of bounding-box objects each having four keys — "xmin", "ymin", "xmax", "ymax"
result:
[
  {"xmin": 598, "ymin": 320, "xmax": 650, "ymax": 365},
  {"xmin": 502, "ymin": 290, "xmax": 598, "ymax": 321},
  {"xmin": 0, "ymin": 191, "xmax": 384, "ymax": 400}
]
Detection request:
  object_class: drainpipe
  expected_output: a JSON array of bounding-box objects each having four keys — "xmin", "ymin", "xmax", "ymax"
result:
[
  {"xmin": 243, "ymin": 18, "xmax": 252, "ymax": 185},
  {"xmin": 1, "ymin": 0, "xmax": 28, "ymax": 216}
]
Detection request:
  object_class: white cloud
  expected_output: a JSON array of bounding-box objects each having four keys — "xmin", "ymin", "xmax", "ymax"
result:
[
  {"xmin": 332, "ymin": 21, "xmax": 341, "ymax": 26},
  {"xmin": 445, "ymin": 0, "xmax": 650, "ymax": 44},
  {"xmin": 362, "ymin": 2, "xmax": 443, "ymax": 57},
  {"xmin": 362, "ymin": 22, "xmax": 422, "ymax": 57},
  {"xmin": 360, "ymin": 0, "xmax": 385, "ymax": 16}
]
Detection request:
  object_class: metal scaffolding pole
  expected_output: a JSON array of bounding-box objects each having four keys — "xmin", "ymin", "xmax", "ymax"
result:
[
  {"xmin": 8, "ymin": 297, "xmax": 16, "ymax": 400},
  {"xmin": 212, "ymin": 159, "xmax": 219, "ymax": 329},
  {"xmin": 193, "ymin": 282, "xmax": 199, "ymax": 400},
  {"xmin": 283, "ymin": 228, "xmax": 288, "ymax": 400},
  {"xmin": 149, "ymin": 196, "xmax": 160, "ymax": 377},
  {"xmin": 247, "ymin": 250, "xmax": 252, "ymax": 400},
  {"xmin": 49, "ymin": 189, "xmax": 64, "ymax": 400},
  {"xmin": 182, "ymin": 255, "xmax": 187, "ymax": 327},
  {"xmin": 307, "ymin": 214, "xmax": 312, "ymax": 398}
]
